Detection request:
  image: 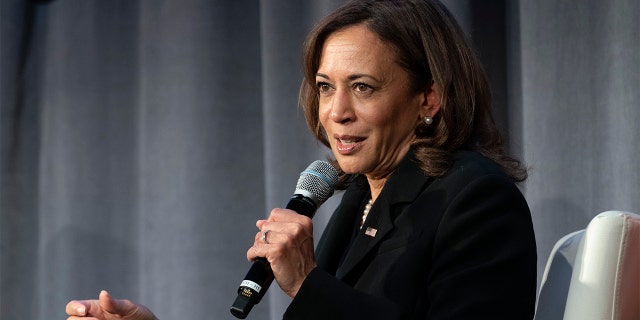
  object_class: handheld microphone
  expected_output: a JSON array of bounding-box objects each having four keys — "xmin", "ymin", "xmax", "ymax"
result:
[{"xmin": 230, "ymin": 160, "xmax": 339, "ymax": 319}]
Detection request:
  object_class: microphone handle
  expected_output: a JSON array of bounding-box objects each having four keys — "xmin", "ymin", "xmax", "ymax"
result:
[{"xmin": 230, "ymin": 194, "xmax": 317, "ymax": 319}]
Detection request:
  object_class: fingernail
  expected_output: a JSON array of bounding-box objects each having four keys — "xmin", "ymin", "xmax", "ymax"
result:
[{"xmin": 77, "ymin": 305, "xmax": 86, "ymax": 315}]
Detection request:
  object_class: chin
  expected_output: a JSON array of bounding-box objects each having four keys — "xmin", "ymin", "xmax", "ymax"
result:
[{"xmin": 334, "ymin": 157, "xmax": 364, "ymax": 175}]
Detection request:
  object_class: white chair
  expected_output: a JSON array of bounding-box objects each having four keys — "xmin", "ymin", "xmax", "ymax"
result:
[{"xmin": 535, "ymin": 210, "xmax": 640, "ymax": 320}]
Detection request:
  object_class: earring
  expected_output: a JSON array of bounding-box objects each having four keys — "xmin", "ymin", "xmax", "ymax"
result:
[{"xmin": 424, "ymin": 116, "xmax": 433, "ymax": 125}]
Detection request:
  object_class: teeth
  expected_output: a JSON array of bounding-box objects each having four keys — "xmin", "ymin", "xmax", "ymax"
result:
[{"xmin": 340, "ymin": 139, "xmax": 357, "ymax": 144}]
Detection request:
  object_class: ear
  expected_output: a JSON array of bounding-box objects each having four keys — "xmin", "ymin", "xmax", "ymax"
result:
[{"xmin": 420, "ymin": 81, "xmax": 441, "ymax": 119}]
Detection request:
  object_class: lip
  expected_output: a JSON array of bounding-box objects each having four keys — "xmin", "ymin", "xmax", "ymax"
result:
[{"xmin": 334, "ymin": 134, "xmax": 365, "ymax": 155}]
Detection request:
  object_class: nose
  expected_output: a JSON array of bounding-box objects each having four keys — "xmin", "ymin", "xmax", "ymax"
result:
[{"xmin": 328, "ymin": 88, "xmax": 355, "ymax": 124}]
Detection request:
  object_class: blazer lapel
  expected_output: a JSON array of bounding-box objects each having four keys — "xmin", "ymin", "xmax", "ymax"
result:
[
  {"xmin": 335, "ymin": 195, "xmax": 393, "ymax": 279},
  {"xmin": 335, "ymin": 154, "xmax": 432, "ymax": 280},
  {"xmin": 315, "ymin": 182, "xmax": 368, "ymax": 275}
]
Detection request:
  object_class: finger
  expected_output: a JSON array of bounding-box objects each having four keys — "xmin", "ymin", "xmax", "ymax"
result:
[
  {"xmin": 99, "ymin": 290, "xmax": 137, "ymax": 315},
  {"xmin": 260, "ymin": 221, "xmax": 311, "ymax": 243},
  {"xmin": 250, "ymin": 218, "xmax": 278, "ymax": 262},
  {"xmin": 257, "ymin": 229, "xmax": 289, "ymax": 246},
  {"xmin": 250, "ymin": 230, "xmax": 313, "ymax": 264},
  {"xmin": 65, "ymin": 299, "xmax": 94, "ymax": 316},
  {"xmin": 65, "ymin": 301, "xmax": 84, "ymax": 316},
  {"xmin": 248, "ymin": 230, "xmax": 281, "ymax": 262},
  {"xmin": 256, "ymin": 209, "xmax": 312, "ymax": 238},
  {"xmin": 255, "ymin": 228, "xmax": 288, "ymax": 244},
  {"xmin": 268, "ymin": 208, "xmax": 312, "ymax": 224},
  {"xmin": 267, "ymin": 209, "xmax": 313, "ymax": 235},
  {"xmin": 98, "ymin": 290, "xmax": 117, "ymax": 313},
  {"xmin": 254, "ymin": 231, "xmax": 266, "ymax": 244},
  {"xmin": 247, "ymin": 244, "xmax": 263, "ymax": 261}
]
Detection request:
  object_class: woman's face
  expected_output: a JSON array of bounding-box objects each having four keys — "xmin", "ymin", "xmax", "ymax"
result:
[{"xmin": 317, "ymin": 24, "xmax": 428, "ymax": 178}]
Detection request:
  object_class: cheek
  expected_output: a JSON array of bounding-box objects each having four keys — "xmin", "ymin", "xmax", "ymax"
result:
[
  {"xmin": 318, "ymin": 104, "xmax": 331, "ymax": 131},
  {"xmin": 376, "ymin": 107, "xmax": 418, "ymax": 139}
]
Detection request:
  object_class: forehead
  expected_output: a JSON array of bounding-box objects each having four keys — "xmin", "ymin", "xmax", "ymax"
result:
[{"xmin": 318, "ymin": 24, "xmax": 398, "ymax": 74}]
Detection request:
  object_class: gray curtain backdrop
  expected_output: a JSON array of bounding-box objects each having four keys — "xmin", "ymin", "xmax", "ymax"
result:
[{"xmin": 1, "ymin": 0, "xmax": 638, "ymax": 319}]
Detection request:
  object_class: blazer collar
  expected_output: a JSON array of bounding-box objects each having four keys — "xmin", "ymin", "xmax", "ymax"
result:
[{"xmin": 335, "ymin": 152, "xmax": 432, "ymax": 279}]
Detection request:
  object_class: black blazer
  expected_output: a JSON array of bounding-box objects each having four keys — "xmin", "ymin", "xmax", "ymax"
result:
[{"xmin": 284, "ymin": 151, "xmax": 537, "ymax": 319}]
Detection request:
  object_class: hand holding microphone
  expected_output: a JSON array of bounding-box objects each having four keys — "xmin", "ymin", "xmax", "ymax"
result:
[
  {"xmin": 253, "ymin": 207, "xmax": 317, "ymax": 297},
  {"xmin": 230, "ymin": 161, "xmax": 338, "ymax": 318}
]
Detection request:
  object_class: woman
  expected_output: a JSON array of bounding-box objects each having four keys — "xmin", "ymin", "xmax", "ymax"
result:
[{"xmin": 66, "ymin": 0, "xmax": 536, "ymax": 319}]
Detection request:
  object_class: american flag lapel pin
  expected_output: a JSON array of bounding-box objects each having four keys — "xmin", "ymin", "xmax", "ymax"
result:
[{"xmin": 365, "ymin": 227, "xmax": 377, "ymax": 237}]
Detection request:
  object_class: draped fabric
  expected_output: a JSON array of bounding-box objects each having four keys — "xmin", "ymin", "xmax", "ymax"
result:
[{"xmin": 1, "ymin": 0, "xmax": 638, "ymax": 319}]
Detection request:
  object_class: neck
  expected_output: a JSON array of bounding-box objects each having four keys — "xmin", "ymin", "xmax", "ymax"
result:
[
  {"xmin": 366, "ymin": 176, "xmax": 388, "ymax": 202},
  {"xmin": 364, "ymin": 146, "xmax": 411, "ymax": 201}
]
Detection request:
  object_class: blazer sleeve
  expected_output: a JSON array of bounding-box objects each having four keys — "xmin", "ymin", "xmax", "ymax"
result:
[{"xmin": 283, "ymin": 267, "xmax": 403, "ymax": 319}]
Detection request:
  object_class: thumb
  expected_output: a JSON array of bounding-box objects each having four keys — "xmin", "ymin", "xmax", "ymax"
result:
[{"xmin": 99, "ymin": 290, "xmax": 136, "ymax": 316}]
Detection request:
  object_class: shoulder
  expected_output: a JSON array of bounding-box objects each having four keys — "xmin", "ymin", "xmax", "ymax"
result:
[
  {"xmin": 448, "ymin": 150, "xmax": 511, "ymax": 179},
  {"xmin": 427, "ymin": 151, "xmax": 533, "ymax": 238},
  {"xmin": 424, "ymin": 151, "xmax": 535, "ymax": 260},
  {"xmin": 429, "ymin": 150, "xmax": 518, "ymax": 194},
  {"xmin": 418, "ymin": 150, "xmax": 531, "ymax": 229}
]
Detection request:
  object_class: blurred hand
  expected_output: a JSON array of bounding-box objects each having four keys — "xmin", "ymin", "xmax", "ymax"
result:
[
  {"xmin": 66, "ymin": 290, "xmax": 157, "ymax": 320},
  {"xmin": 247, "ymin": 208, "xmax": 316, "ymax": 298}
]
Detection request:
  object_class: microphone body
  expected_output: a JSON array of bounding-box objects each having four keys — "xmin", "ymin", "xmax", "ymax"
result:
[{"xmin": 230, "ymin": 161, "xmax": 338, "ymax": 319}]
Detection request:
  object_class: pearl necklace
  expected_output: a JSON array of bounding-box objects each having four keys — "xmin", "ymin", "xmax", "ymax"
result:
[{"xmin": 360, "ymin": 198, "xmax": 374, "ymax": 229}]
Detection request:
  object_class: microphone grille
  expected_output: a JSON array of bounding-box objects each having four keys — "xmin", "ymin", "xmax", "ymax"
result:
[{"xmin": 295, "ymin": 160, "xmax": 339, "ymax": 205}]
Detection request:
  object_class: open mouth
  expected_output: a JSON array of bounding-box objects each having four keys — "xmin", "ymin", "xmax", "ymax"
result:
[{"xmin": 335, "ymin": 135, "xmax": 365, "ymax": 154}]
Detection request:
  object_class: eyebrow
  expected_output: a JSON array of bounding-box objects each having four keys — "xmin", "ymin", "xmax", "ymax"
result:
[{"xmin": 316, "ymin": 73, "xmax": 381, "ymax": 83}]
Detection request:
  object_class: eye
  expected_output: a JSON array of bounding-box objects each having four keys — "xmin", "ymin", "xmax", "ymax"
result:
[
  {"xmin": 352, "ymin": 82, "xmax": 373, "ymax": 94},
  {"xmin": 316, "ymin": 82, "xmax": 332, "ymax": 94}
]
